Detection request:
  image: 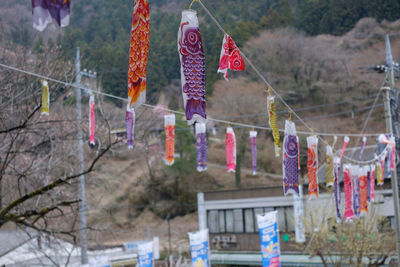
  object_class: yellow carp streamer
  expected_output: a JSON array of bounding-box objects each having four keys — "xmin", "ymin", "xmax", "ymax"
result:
[
  {"xmin": 326, "ymin": 145, "xmax": 334, "ymax": 187},
  {"xmin": 267, "ymin": 96, "xmax": 280, "ymax": 157},
  {"xmin": 41, "ymin": 80, "xmax": 49, "ymax": 115}
]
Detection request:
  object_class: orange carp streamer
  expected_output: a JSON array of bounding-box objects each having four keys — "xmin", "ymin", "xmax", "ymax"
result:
[
  {"xmin": 307, "ymin": 135, "xmax": 319, "ymax": 200},
  {"xmin": 128, "ymin": 0, "xmax": 149, "ymax": 108},
  {"xmin": 164, "ymin": 114, "xmax": 175, "ymax": 166}
]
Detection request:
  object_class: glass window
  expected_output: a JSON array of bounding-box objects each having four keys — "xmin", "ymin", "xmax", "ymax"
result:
[
  {"xmin": 276, "ymin": 207, "xmax": 286, "ymax": 232},
  {"xmin": 285, "ymin": 207, "xmax": 294, "ymax": 232},
  {"xmin": 233, "ymin": 209, "xmax": 244, "ymax": 233},
  {"xmin": 226, "ymin": 210, "xmax": 234, "ymax": 232},
  {"xmin": 218, "ymin": 210, "xmax": 225, "ymax": 233},
  {"xmin": 264, "ymin": 207, "xmax": 274, "ymax": 213},
  {"xmin": 208, "ymin": 210, "xmax": 219, "ymax": 233},
  {"xmin": 244, "ymin": 209, "xmax": 255, "ymax": 233},
  {"xmin": 254, "ymin": 208, "xmax": 264, "ymax": 231}
]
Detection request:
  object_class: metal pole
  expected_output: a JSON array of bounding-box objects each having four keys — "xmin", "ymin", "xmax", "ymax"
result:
[
  {"xmin": 75, "ymin": 47, "xmax": 88, "ymax": 265},
  {"xmin": 382, "ymin": 86, "xmax": 400, "ymax": 263}
]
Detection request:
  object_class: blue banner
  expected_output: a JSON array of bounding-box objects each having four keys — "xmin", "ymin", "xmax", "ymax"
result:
[
  {"xmin": 257, "ymin": 211, "xmax": 281, "ymax": 267},
  {"xmin": 138, "ymin": 241, "xmax": 153, "ymax": 267},
  {"xmin": 189, "ymin": 229, "xmax": 210, "ymax": 267}
]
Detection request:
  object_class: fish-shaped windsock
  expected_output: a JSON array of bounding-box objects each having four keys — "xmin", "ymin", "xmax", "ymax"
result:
[
  {"xmin": 217, "ymin": 34, "xmax": 245, "ymax": 80},
  {"xmin": 41, "ymin": 80, "xmax": 49, "ymax": 115},
  {"xmin": 128, "ymin": 0, "xmax": 149, "ymax": 109},
  {"xmin": 282, "ymin": 120, "xmax": 299, "ymax": 195},
  {"xmin": 126, "ymin": 104, "xmax": 135, "ymax": 149},
  {"xmin": 307, "ymin": 135, "xmax": 319, "ymax": 200},
  {"xmin": 32, "ymin": 0, "xmax": 71, "ymax": 31},
  {"xmin": 178, "ymin": 10, "xmax": 206, "ymax": 125},
  {"xmin": 343, "ymin": 164, "xmax": 354, "ymax": 222},
  {"xmin": 351, "ymin": 165, "xmax": 360, "ymax": 219},
  {"xmin": 267, "ymin": 96, "xmax": 280, "ymax": 157},
  {"xmin": 333, "ymin": 157, "xmax": 341, "ymax": 222},
  {"xmin": 326, "ymin": 145, "xmax": 334, "ymax": 187},
  {"xmin": 358, "ymin": 136, "xmax": 367, "ymax": 161},
  {"xmin": 89, "ymin": 95, "xmax": 95, "ymax": 147},
  {"xmin": 377, "ymin": 153, "xmax": 385, "ymax": 185},
  {"xmin": 360, "ymin": 166, "xmax": 368, "ymax": 216},
  {"xmin": 226, "ymin": 127, "xmax": 236, "ymax": 172},
  {"xmin": 370, "ymin": 164, "xmax": 376, "ymax": 201},
  {"xmin": 196, "ymin": 122, "xmax": 207, "ymax": 172},
  {"xmin": 340, "ymin": 136, "xmax": 350, "ymax": 161},
  {"xmin": 249, "ymin": 131, "xmax": 257, "ymax": 175},
  {"xmin": 164, "ymin": 114, "xmax": 175, "ymax": 166}
]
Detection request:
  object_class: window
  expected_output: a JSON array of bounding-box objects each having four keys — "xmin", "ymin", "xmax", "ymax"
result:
[
  {"xmin": 254, "ymin": 208, "xmax": 264, "ymax": 231},
  {"xmin": 218, "ymin": 210, "xmax": 225, "ymax": 233},
  {"xmin": 226, "ymin": 210, "xmax": 234, "ymax": 232},
  {"xmin": 244, "ymin": 209, "xmax": 255, "ymax": 233},
  {"xmin": 275, "ymin": 207, "xmax": 286, "ymax": 232},
  {"xmin": 285, "ymin": 207, "xmax": 295, "ymax": 232},
  {"xmin": 233, "ymin": 209, "xmax": 244, "ymax": 233},
  {"xmin": 208, "ymin": 210, "xmax": 219, "ymax": 233}
]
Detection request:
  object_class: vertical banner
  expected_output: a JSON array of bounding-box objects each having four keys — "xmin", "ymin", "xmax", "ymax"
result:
[
  {"xmin": 41, "ymin": 80, "xmax": 50, "ymax": 115},
  {"xmin": 358, "ymin": 136, "xmax": 367, "ymax": 161},
  {"xmin": 390, "ymin": 136, "xmax": 396, "ymax": 171},
  {"xmin": 250, "ymin": 130, "xmax": 258, "ymax": 175},
  {"xmin": 333, "ymin": 157, "xmax": 341, "ymax": 222},
  {"xmin": 370, "ymin": 164, "xmax": 376, "ymax": 201},
  {"xmin": 138, "ymin": 241, "xmax": 153, "ymax": 267},
  {"xmin": 196, "ymin": 123, "xmax": 207, "ymax": 172},
  {"xmin": 257, "ymin": 211, "xmax": 281, "ymax": 267},
  {"xmin": 360, "ymin": 166, "xmax": 368, "ymax": 216},
  {"xmin": 366, "ymin": 165, "xmax": 371, "ymax": 203},
  {"xmin": 282, "ymin": 120, "xmax": 299, "ymax": 195},
  {"xmin": 343, "ymin": 164, "xmax": 354, "ymax": 222},
  {"xmin": 351, "ymin": 165, "xmax": 360, "ymax": 219},
  {"xmin": 178, "ymin": 10, "xmax": 206, "ymax": 125},
  {"xmin": 188, "ymin": 229, "xmax": 210, "ymax": 267},
  {"xmin": 128, "ymin": 0, "xmax": 149, "ymax": 109},
  {"xmin": 126, "ymin": 104, "xmax": 135, "ymax": 149},
  {"xmin": 326, "ymin": 145, "xmax": 334, "ymax": 187},
  {"xmin": 89, "ymin": 94, "xmax": 96, "ymax": 147},
  {"xmin": 226, "ymin": 127, "xmax": 236, "ymax": 172},
  {"xmin": 153, "ymin": 237, "xmax": 160, "ymax": 260},
  {"xmin": 307, "ymin": 135, "xmax": 319, "ymax": 200},
  {"xmin": 293, "ymin": 185, "xmax": 305, "ymax": 243},
  {"xmin": 164, "ymin": 114, "xmax": 176, "ymax": 165},
  {"xmin": 267, "ymin": 96, "xmax": 281, "ymax": 157}
]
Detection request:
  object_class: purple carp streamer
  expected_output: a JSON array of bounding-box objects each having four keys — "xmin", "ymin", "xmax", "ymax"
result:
[
  {"xmin": 333, "ymin": 157, "xmax": 341, "ymax": 222},
  {"xmin": 32, "ymin": 0, "xmax": 70, "ymax": 31},
  {"xmin": 196, "ymin": 123, "xmax": 207, "ymax": 172},
  {"xmin": 249, "ymin": 131, "xmax": 257, "ymax": 175},
  {"xmin": 178, "ymin": 10, "xmax": 206, "ymax": 125},
  {"xmin": 126, "ymin": 104, "xmax": 135, "ymax": 149},
  {"xmin": 282, "ymin": 120, "xmax": 299, "ymax": 195}
]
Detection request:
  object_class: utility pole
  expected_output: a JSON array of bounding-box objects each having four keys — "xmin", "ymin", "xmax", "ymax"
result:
[
  {"xmin": 75, "ymin": 47, "xmax": 88, "ymax": 265},
  {"xmin": 383, "ymin": 34, "xmax": 400, "ymax": 265}
]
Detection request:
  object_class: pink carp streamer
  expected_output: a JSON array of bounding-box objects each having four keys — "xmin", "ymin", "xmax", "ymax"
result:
[
  {"xmin": 343, "ymin": 164, "xmax": 354, "ymax": 222},
  {"xmin": 267, "ymin": 96, "xmax": 281, "ymax": 157},
  {"xmin": 41, "ymin": 80, "xmax": 49, "ymax": 115},
  {"xmin": 249, "ymin": 131, "xmax": 257, "ymax": 175},
  {"xmin": 282, "ymin": 120, "xmax": 299, "ymax": 195},
  {"xmin": 390, "ymin": 136, "xmax": 396, "ymax": 171},
  {"xmin": 217, "ymin": 34, "xmax": 245, "ymax": 80},
  {"xmin": 339, "ymin": 136, "xmax": 350, "ymax": 161},
  {"xmin": 126, "ymin": 104, "xmax": 135, "ymax": 149},
  {"xmin": 370, "ymin": 165, "xmax": 376, "ymax": 201},
  {"xmin": 164, "ymin": 114, "xmax": 175, "ymax": 166},
  {"xmin": 307, "ymin": 135, "xmax": 318, "ymax": 200},
  {"xmin": 360, "ymin": 166, "xmax": 368, "ymax": 216},
  {"xmin": 89, "ymin": 95, "xmax": 95, "ymax": 147},
  {"xmin": 226, "ymin": 127, "xmax": 236, "ymax": 172},
  {"xmin": 196, "ymin": 122, "xmax": 207, "ymax": 172},
  {"xmin": 326, "ymin": 145, "xmax": 334, "ymax": 187}
]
